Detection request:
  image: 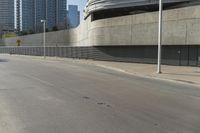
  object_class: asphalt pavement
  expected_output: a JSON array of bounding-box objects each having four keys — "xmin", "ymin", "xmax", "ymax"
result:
[{"xmin": 0, "ymin": 55, "xmax": 200, "ymax": 133}]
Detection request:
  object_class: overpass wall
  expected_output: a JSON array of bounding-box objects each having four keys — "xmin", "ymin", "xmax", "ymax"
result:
[{"xmin": 4, "ymin": 5, "xmax": 200, "ymax": 47}]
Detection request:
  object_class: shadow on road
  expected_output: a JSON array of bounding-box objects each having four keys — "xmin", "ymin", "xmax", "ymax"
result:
[{"xmin": 0, "ymin": 59, "xmax": 8, "ymax": 63}]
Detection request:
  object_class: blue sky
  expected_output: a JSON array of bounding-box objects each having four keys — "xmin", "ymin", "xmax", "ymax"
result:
[{"xmin": 68, "ymin": 0, "xmax": 87, "ymax": 19}]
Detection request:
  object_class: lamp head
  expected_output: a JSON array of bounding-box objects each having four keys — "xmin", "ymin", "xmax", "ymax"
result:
[{"xmin": 41, "ymin": 20, "xmax": 46, "ymax": 23}]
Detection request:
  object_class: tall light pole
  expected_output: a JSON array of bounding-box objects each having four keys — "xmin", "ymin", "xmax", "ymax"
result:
[
  {"xmin": 41, "ymin": 20, "xmax": 46, "ymax": 59},
  {"xmin": 157, "ymin": 0, "xmax": 163, "ymax": 74}
]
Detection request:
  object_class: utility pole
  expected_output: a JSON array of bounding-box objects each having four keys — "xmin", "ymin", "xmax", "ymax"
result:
[
  {"xmin": 41, "ymin": 20, "xmax": 46, "ymax": 59},
  {"xmin": 157, "ymin": 0, "xmax": 163, "ymax": 74}
]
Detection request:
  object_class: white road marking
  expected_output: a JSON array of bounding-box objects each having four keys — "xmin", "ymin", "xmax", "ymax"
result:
[{"xmin": 22, "ymin": 74, "xmax": 54, "ymax": 87}]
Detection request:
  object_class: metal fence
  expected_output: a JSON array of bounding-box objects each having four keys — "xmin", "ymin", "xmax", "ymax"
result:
[{"xmin": 0, "ymin": 45, "xmax": 199, "ymax": 66}]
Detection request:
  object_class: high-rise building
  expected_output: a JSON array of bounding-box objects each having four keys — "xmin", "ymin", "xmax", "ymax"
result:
[
  {"xmin": 0, "ymin": 0, "xmax": 14, "ymax": 33},
  {"xmin": 34, "ymin": 0, "xmax": 46, "ymax": 32},
  {"xmin": 67, "ymin": 5, "xmax": 80, "ymax": 29},
  {"xmin": 15, "ymin": 0, "xmax": 67, "ymax": 32},
  {"xmin": 56, "ymin": 0, "xmax": 68, "ymax": 29},
  {"xmin": 15, "ymin": 0, "xmax": 35, "ymax": 32}
]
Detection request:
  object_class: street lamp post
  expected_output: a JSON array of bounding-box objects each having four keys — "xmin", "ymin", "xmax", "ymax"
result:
[
  {"xmin": 41, "ymin": 20, "xmax": 46, "ymax": 59},
  {"xmin": 157, "ymin": 0, "xmax": 163, "ymax": 74}
]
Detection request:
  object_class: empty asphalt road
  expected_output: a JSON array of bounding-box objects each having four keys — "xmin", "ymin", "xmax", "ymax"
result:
[{"xmin": 0, "ymin": 55, "xmax": 200, "ymax": 133}]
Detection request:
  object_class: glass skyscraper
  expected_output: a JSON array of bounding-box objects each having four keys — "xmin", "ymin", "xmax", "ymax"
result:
[
  {"xmin": 67, "ymin": 5, "xmax": 80, "ymax": 29},
  {"xmin": 16, "ymin": 0, "xmax": 35, "ymax": 32},
  {"xmin": 56, "ymin": 0, "xmax": 67, "ymax": 28},
  {"xmin": 34, "ymin": 0, "xmax": 46, "ymax": 32},
  {"xmin": 15, "ymin": 0, "xmax": 67, "ymax": 32},
  {"xmin": 0, "ymin": 0, "xmax": 14, "ymax": 32}
]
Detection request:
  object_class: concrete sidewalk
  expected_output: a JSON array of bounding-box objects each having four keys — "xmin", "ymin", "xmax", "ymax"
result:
[
  {"xmin": 88, "ymin": 60, "xmax": 200, "ymax": 85},
  {"xmin": 6, "ymin": 55, "xmax": 200, "ymax": 86},
  {"xmin": 60, "ymin": 58, "xmax": 200, "ymax": 86}
]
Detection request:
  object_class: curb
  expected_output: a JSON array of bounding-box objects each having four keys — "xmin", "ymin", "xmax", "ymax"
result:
[{"xmin": 93, "ymin": 64, "xmax": 200, "ymax": 88}]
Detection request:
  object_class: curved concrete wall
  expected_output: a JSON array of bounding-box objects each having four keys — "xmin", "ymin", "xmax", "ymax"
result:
[
  {"xmin": 88, "ymin": 5, "xmax": 200, "ymax": 46},
  {"xmin": 4, "ymin": 5, "xmax": 200, "ymax": 47},
  {"xmin": 85, "ymin": 0, "xmax": 189, "ymax": 16}
]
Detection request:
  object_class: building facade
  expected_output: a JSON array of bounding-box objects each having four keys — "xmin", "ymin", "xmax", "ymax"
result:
[
  {"xmin": 34, "ymin": 0, "xmax": 46, "ymax": 32},
  {"xmin": 67, "ymin": 5, "xmax": 80, "ymax": 28},
  {"xmin": 0, "ymin": 0, "xmax": 14, "ymax": 33},
  {"xmin": 15, "ymin": 0, "xmax": 35, "ymax": 32},
  {"xmin": 15, "ymin": 0, "xmax": 67, "ymax": 32},
  {"xmin": 85, "ymin": 0, "xmax": 194, "ymax": 20},
  {"xmin": 56, "ymin": 0, "xmax": 68, "ymax": 29}
]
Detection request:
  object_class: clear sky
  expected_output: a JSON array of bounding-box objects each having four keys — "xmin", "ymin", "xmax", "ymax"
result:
[{"xmin": 68, "ymin": 0, "xmax": 87, "ymax": 19}]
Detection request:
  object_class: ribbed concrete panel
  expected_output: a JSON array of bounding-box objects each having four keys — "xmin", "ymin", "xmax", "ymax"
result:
[{"xmin": 0, "ymin": 45, "xmax": 199, "ymax": 66}]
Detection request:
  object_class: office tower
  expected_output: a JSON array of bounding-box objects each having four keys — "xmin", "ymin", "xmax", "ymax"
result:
[
  {"xmin": 15, "ymin": 0, "xmax": 35, "ymax": 32},
  {"xmin": 15, "ymin": 0, "xmax": 67, "ymax": 32},
  {"xmin": 34, "ymin": 0, "xmax": 46, "ymax": 32},
  {"xmin": 56, "ymin": 0, "xmax": 67, "ymax": 29},
  {"xmin": 45, "ymin": 0, "xmax": 67, "ymax": 30},
  {"xmin": 0, "ymin": 0, "xmax": 14, "ymax": 32},
  {"xmin": 67, "ymin": 5, "xmax": 80, "ymax": 28}
]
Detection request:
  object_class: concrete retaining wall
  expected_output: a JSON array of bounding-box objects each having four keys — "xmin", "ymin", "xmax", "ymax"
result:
[{"xmin": 4, "ymin": 5, "xmax": 200, "ymax": 46}]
